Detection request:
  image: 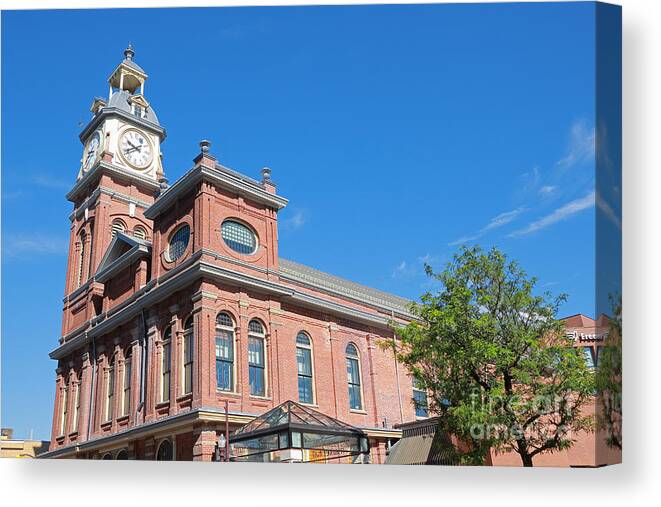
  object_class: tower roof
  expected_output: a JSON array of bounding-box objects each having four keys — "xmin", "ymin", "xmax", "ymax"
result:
[{"xmin": 108, "ymin": 43, "xmax": 147, "ymax": 93}]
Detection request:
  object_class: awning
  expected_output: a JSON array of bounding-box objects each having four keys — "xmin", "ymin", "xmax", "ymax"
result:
[{"xmin": 385, "ymin": 418, "xmax": 458, "ymax": 465}]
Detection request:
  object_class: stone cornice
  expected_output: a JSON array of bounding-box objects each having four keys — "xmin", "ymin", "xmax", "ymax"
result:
[
  {"xmin": 143, "ymin": 164, "xmax": 288, "ymax": 220},
  {"xmin": 38, "ymin": 407, "xmax": 256, "ymax": 459},
  {"xmin": 51, "ymin": 255, "xmax": 408, "ymax": 360},
  {"xmin": 69, "ymin": 186, "xmax": 153, "ymax": 222},
  {"xmin": 67, "ymin": 161, "xmax": 160, "ymax": 203},
  {"xmin": 79, "ymin": 107, "xmax": 165, "ymax": 144}
]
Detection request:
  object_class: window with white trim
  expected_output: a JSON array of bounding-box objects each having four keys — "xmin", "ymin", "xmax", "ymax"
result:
[
  {"xmin": 296, "ymin": 332, "xmax": 314, "ymax": 404},
  {"xmin": 221, "ymin": 220, "xmax": 257, "ymax": 255},
  {"xmin": 215, "ymin": 313, "xmax": 234, "ymax": 392},
  {"xmin": 60, "ymin": 382, "xmax": 69, "ymax": 436},
  {"xmin": 167, "ymin": 224, "xmax": 190, "ymax": 262},
  {"xmin": 248, "ymin": 320, "xmax": 266, "ymax": 396},
  {"xmin": 72, "ymin": 376, "xmax": 81, "ymax": 432},
  {"xmin": 161, "ymin": 328, "xmax": 172, "ymax": 402},
  {"xmin": 122, "ymin": 348, "xmax": 132, "ymax": 416},
  {"xmin": 345, "ymin": 343, "xmax": 363, "ymax": 410},
  {"xmin": 77, "ymin": 231, "xmax": 86, "ymax": 288},
  {"xmin": 182, "ymin": 317, "xmax": 194, "ymax": 395},
  {"xmin": 106, "ymin": 357, "xmax": 115, "ymax": 422},
  {"xmin": 412, "ymin": 377, "xmax": 429, "ymax": 418}
]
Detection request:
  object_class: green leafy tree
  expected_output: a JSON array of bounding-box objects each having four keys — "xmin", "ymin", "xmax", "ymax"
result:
[
  {"xmin": 595, "ymin": 296, "xmax": 622, "ymax": 450},
  {"xmin": 387, "ymin": 246, "xmax": 595, "ymax": 466}
]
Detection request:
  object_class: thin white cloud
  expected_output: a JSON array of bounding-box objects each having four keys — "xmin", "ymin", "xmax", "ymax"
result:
[
  {"xmin": 519, "ymin": 166, "xmax": 542, "ymax": 196},
  {"xmin": 509, "ymin": 191, "xmax": 595, "ymax": 238},
  {"xmin": 392, "ymin": 260, "xmax": 419, "ymax": 279},
  {"xmin": 3, "ymin": 234, "xmax": 69, "ymax": 257},
  {"xmin": 556, "ymin": 119, "xmax": 595, "ymax": 170},
  {"xmin": 281, "ymin": 210, "xmax": 307, "ymax": 231},
  {"xmin": 32, "ymin": 174, "xmax": 70, "ymax": 190},
  {"xmin": 449, "ymin": 207, "xmax": 527, "ymax": 246},
  {"xmin": 539, "ymin": 185, "xmax": 557, "ymax": 197}
]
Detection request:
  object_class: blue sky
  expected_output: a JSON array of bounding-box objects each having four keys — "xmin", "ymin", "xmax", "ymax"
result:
[{"xmin": 2, "ymin": 3, "xmax": 602, "ymax": 439}]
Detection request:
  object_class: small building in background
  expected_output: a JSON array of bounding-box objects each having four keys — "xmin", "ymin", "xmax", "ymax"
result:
[{"xmin": 1, "ymin": 428, "xmax": 50, "ymax": 459}]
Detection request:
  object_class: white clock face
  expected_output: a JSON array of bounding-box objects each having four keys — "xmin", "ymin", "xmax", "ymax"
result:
[
  {"xmin": 83, "ymin": 132, "xmax": 101, "ymax": 171},
  {"xmin": 119, "ymin": 129, "xmax": 153, "ymax": 169}
]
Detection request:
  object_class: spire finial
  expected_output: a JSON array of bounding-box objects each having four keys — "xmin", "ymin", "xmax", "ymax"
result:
[
  {"xmin": 261, "ymin": 166, "xmax": 272, "ymax": 183},
  {"xmin": 124, "ymin": 42, "xmax": 135, "ymax": 61}
]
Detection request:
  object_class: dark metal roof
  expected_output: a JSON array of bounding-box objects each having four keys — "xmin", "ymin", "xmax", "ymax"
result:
[
  {"xmin": 107, "ymin": 89, "xmax": 159, "ymax": 125},
  {"xmin": 232, "ymin": 400, "xmax": 363, "ymax": 441},
  {"xmin": 385, "ymin": 418, "xmax": 458, "ymax": 465}
]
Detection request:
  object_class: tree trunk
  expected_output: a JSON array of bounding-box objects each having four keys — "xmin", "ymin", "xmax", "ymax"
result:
[{"xmin": 520, "ymin": 453, "xmax": 534, "ymax": 467}]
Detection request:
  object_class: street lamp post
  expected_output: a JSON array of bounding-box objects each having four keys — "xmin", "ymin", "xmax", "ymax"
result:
[{"xmin": 215, "ymin": 400, "xmax": 230, "ymax": 462}]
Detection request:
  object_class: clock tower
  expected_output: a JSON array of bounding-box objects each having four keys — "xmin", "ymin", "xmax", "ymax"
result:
[{"xmin": 62, "ymin": 45, "xmax": 166, "ymax": 335}]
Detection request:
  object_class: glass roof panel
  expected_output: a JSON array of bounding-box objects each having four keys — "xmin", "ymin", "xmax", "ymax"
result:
[{"xmin": 232, "ymin": 400, "xmax": 363, "ymax": 439}]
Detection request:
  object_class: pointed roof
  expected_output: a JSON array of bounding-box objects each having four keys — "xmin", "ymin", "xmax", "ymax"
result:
[
  {"xmin": 561, "ymin": 313, "xmax": 596, "ymax": 328},
  {"xmin": 232, "ymin": 400, "xmax": 363, "ymax": 439},
  {"xmin": 95, "ymin": 232, "xmax": 151, "ymax": 283}
]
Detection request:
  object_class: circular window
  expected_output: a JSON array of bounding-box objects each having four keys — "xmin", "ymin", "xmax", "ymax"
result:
[
  {"xmin": 167, "ymin": 224, "xmax": 190, "ymax": 262},
  {"xmin": 221, "ymin": 220, "xmax": 257, "ymax": 255}
]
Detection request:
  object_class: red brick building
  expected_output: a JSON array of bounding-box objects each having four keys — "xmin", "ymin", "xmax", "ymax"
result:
[
  {"xmin": 489, "ymin": 313, "xmax": 622, "ymax": 467},
  {"xmin": 43, "ymin": 47, "xmax": 417, "ymax": 462}
]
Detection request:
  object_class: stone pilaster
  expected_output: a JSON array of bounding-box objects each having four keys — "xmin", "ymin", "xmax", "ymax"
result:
[{"xmin": 192, "ymin": 429, "xmax": 217, "ymax": 461}]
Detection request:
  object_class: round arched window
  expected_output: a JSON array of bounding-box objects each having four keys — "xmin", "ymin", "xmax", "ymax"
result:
[
  {"xmin": 221, "ymin": 220, "xmax": 257, "ymax": 255},
  {"xmin": 156, "ymin": 439, "xmax": 173, "ymax": 461},
  {"xmin": 167, "ymin": 224, "xmax": 190, "ymax": 262}
]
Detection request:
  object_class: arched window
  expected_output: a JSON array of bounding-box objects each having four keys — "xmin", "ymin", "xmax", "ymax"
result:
[
  {"xmin": 412, "ymin": 377, "xmax": 429, "ymax": 418},
  {"xmin": 106, "ymin": 357, "xmax": 115, "ymax": 421},
  {"xmin": 345, "ymin": 343, "xmax": 363, "ymax": 410},
  {"xmin": 182, "ymin": 317, "xmax": 194, "ymax": 395},
  {"xmin": 59, "ymin": 380, "xmax": 69, "ymax": 436},
  {"xmin": 115, "ymin": 449, "xmax": 128, "ymax": 460},
  {"xmin": 248, "ymin": 319, "xmax": 266, "ymax": 397},
  {"xmin": 167, "ymin": 224, "xmax": 190, "ymax": 262},
  {"xmin": 296, "ymin": 332, "xmax": 314, "ymax": 404},
  {"xmin": 156, "ymin": 439, "xmax": 173, "ymax": 461},
  {"xmin": 111, "ymin": 219, "xmax": 126, "ymax": 238},
  {"xmin": 161, "ymin": 327, "xmax": 172, "ymax": 402},
  {"xmin": 102, "ymin": 453, "xmax": 113, "ymax": 460},
  {"xmin": 122, "ymin": 348, "xmax": 132, "ymax": 416},
  {"xmin": 215, "ymin": 313, "xmax": 234, "ymax": 392},
  {"xmin": 77, "ymin": 231, "xmax": 86, "ymax": 288},
  {"xmin": 133, "ymin": 225, "xmax": 148, "ymax": 240}
]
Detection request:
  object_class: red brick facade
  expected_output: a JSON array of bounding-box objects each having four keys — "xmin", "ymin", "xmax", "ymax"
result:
[{"xmin": 46, "ymin": 50, "xmax": 414, "ymax": 461}]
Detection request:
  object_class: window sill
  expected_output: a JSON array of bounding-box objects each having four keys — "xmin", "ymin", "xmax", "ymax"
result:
[
  {"xmin": 116, "ymin": 415, "xmax": 129, "ymax": 424},
  {"xmin": 100, "ymin": 421, "xmax": 112, "ymax": 431},
  {"xmin": 67, "ymin": 431, "xmax": 79, "ymax": 439},
  {"xmin": 155, "ymin": 400, "xmax": 170, "ymax": 409},
  {"xmin": 55, "ymin": 435, "xmax": 65, "ymax": 444},
  {"xmin": 349, "ymin": 409, "xmax": 367, "ymax": 415},
  {"xmin": 176, "ymin": 393, "xmax": 193, "ymax": 402},
  {"xmin": 299, "ymin": 402, "xmax": 318, "ymax": 408},
  {"xmin": 249, "ymin": 395, "xmax": 271, "ymax": 401},
  {"xmin": 216, "ymin": 390, "xmax": 242, "ymax": 397}
]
